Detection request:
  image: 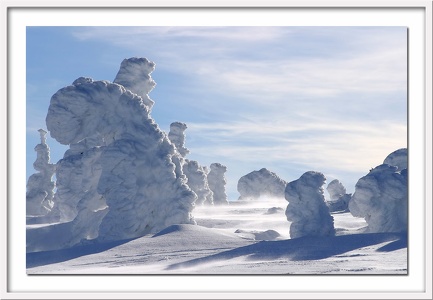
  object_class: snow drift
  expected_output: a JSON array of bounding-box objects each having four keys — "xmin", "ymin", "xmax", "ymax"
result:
[
  {"xmin": 349, "ymin": 148, "xmax": 408, "ymax": 233},
  {"xmin": 285, "ymin": 171, "xmax": 335, "ymax": 239},
  {"xmin": 237, "ymin": 168, "xmax": 287, "ymax": 200},
  {"xmin": 43, "ymin": 57, "xmax": 196, "ymax": 244},
  {"xmin": 26, "ymin": 129, "xmax": 56, "ymax": 216}
]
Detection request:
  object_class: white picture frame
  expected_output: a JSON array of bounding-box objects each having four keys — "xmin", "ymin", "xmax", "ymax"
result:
[{"xmin": 1, "ymin": 1, "xmax": 432, "ymax": 299}]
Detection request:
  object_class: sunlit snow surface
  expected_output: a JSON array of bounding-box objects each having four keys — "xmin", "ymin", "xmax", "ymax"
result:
[{"xmin": 27, "ymin": 198, "xmax": 407, "ymax": 274}]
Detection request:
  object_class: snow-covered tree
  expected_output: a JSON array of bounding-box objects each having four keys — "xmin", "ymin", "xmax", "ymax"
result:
[
  {"xmin": 183, "ymin": 160, "xmax": 214, "ymax": 205},
  {"xmin": 326, "ymin": 179, "xmax": 351, "ymax": 212},
  {"xmin": 285, "ymin": 171, "xmax": 335, "ymax": 239},
  {"xmin": 237, "ymin": 168, "xmax": 287, "ymax": 200},
  {"xmin": 26, "ymin": 129, "xmax": 56, "ymax": 216},
  {"xmin": 167, "ymin": 121, "xmax": 213, "ymax": 205},
  {"xmin": 383, "ymin": 148, "xmax": 407, "ymax": 172},
  {"xmin": 46, "ymin": 58, "xmax": 196, "ymax": 242},
  {"xmin": 208, "ymin": 163, "xmax": 229, "ymax": 205},
  {"xmin": 49, "ymin": 135, "xmax": 106, "ymax": 223},
  {"xmin": 168, "ymin": 122, "xmax": 190, "ymax": 158},
  {"xmin": 349, "ymin": 155, "xmax": 408, "ymax": 233}
]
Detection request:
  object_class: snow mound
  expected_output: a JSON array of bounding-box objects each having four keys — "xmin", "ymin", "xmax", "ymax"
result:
[
  {"xmin": 383, "ymin": 148, "xmax": 407, "ymax": 171},
  {"xmin": 26, "ymin": 129, "xmax": 56, "ymax": 216},
  {"xmin": 208, "ymin": 163, "xmax": 229, "ymax": 205},
  {"xmin": 237, "ymin": 168, "xmax": 287, "ymax": 200},
  {"xmin": 349, "ymin": 164, "xmax": 408, "ymax": 233},
  {"xmin": 285, "ymin": 171, "xmax": 335, "ymax": 238},
  {"xmin": 234, "ymin": 229, "xmax": 281, "ymax": 241}
]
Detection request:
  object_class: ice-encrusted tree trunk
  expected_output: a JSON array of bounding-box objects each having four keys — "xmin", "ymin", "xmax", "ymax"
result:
[
  {"xmin": 46, "ymin": 58, "xmax": 197, "ymax": 242},
  {"xmin": 237, "ymin": 168, "xmax": 287, "ymax": 200},
  {"xmin": 285, "ymin": 171, "xmax": 335, "ymax": 239},
  {"xmin": 208, "ymin": 163, "xmax": 229, "ymax": 205},
  {"xmin": 26, "ymin": 129, "xmax": 56, "ymax": 216}
]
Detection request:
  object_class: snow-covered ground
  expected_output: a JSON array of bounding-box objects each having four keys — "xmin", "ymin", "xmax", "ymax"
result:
[{"xmin": 27, "ymin": 198, "xmax": 407, "ymax": 274}]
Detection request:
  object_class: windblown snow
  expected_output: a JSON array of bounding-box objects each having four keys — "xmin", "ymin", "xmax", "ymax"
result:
[{"xmin": 26, "ymin": 57, "xmax": 408, "ymax": 275}]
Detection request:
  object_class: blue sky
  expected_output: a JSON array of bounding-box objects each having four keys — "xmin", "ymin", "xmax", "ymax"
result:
[{"xmin": 26, "ymin": 26, "xmax": 407, "ymax": 200}]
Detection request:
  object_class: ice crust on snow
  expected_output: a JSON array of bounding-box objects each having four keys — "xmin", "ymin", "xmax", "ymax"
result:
[
  {"xmin": 237, "ymin": 168, "xmax": 287, "ymax": 200},
  {"xmin": 326, "ymin": 179, "xmax": 351, "ymax": 212},
  {"xmin": 285, "ymin": 171, "xmax": 335, "ymax": 239},
  {"xmin": 207, "ymin": 163, "xmax": 229, "ymax": 205},
  {"xmin": 349, "ymin": 149, "xmax": 408, "ymax": 233},
  {"xmin": 26, "ymin": 129, "xmax": 56, "ymax": 216},
  {"xmin": 44, "ymin": 58, "xmax": 196, "ymax": 244}
]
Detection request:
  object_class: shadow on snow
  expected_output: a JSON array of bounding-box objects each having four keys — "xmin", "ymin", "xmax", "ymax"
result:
[
  {"xmin": 166, "ymin": 232, "xmax": 407, "ymax": 271},
  {"xmin": 26, "ymin": 238, "xmax": 135, "ymax": 269}
]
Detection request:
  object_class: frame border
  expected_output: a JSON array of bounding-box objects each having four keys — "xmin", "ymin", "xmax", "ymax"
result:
[{"xmin": 2, "ymin": 1, "xmax": 432, "ymax": 299}]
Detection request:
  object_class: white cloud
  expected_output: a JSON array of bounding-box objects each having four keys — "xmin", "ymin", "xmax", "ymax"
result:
[{"xmin": 186, "ymin": 119, "xmax": 406, "ymax": 174}]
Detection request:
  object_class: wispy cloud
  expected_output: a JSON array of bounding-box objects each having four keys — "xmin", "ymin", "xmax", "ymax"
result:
[
  {"xmin": 186, "ymin": 119, "xmax": 406, "ymax": 174},
  {"xmin": 27, "ymin": 26, "xmax": 407, "ymax": 197}
]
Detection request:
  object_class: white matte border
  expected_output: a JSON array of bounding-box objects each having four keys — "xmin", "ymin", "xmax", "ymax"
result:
[{"xmin": 2, "ymin": 1, "xmax": 432, "ymax": 299}]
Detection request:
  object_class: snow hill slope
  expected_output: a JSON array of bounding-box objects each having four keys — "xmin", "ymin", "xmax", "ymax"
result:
[{"xmin": 27, "ymin": 200, "xmax": 407, "ymax": 274}]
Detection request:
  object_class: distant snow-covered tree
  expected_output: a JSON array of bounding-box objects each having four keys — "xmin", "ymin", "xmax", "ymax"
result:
[
  {"xmin": 208, "ymin": 163, "xmax": 229, "ymax": 205},
  {"xmin": 168, "ymin": 122, "xmax": 190, "ymax": 158},
  {"xmin": 26, "ymin": 129, "xmax": 56, "ymax": 216},
  {"xmin": 285, "ymin": 171, "xmax": 335, "ymax": 239},
  {"xmin": 183, "ymin": 160, "xmax": 214, "ymax": 205},
  {"xmin": 237, "ymin": 168, "xmax": 287, "ymax": 200},
  {"xmin": 326, "ymin": 179, "xmax": 351, "ymax": 212}
]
